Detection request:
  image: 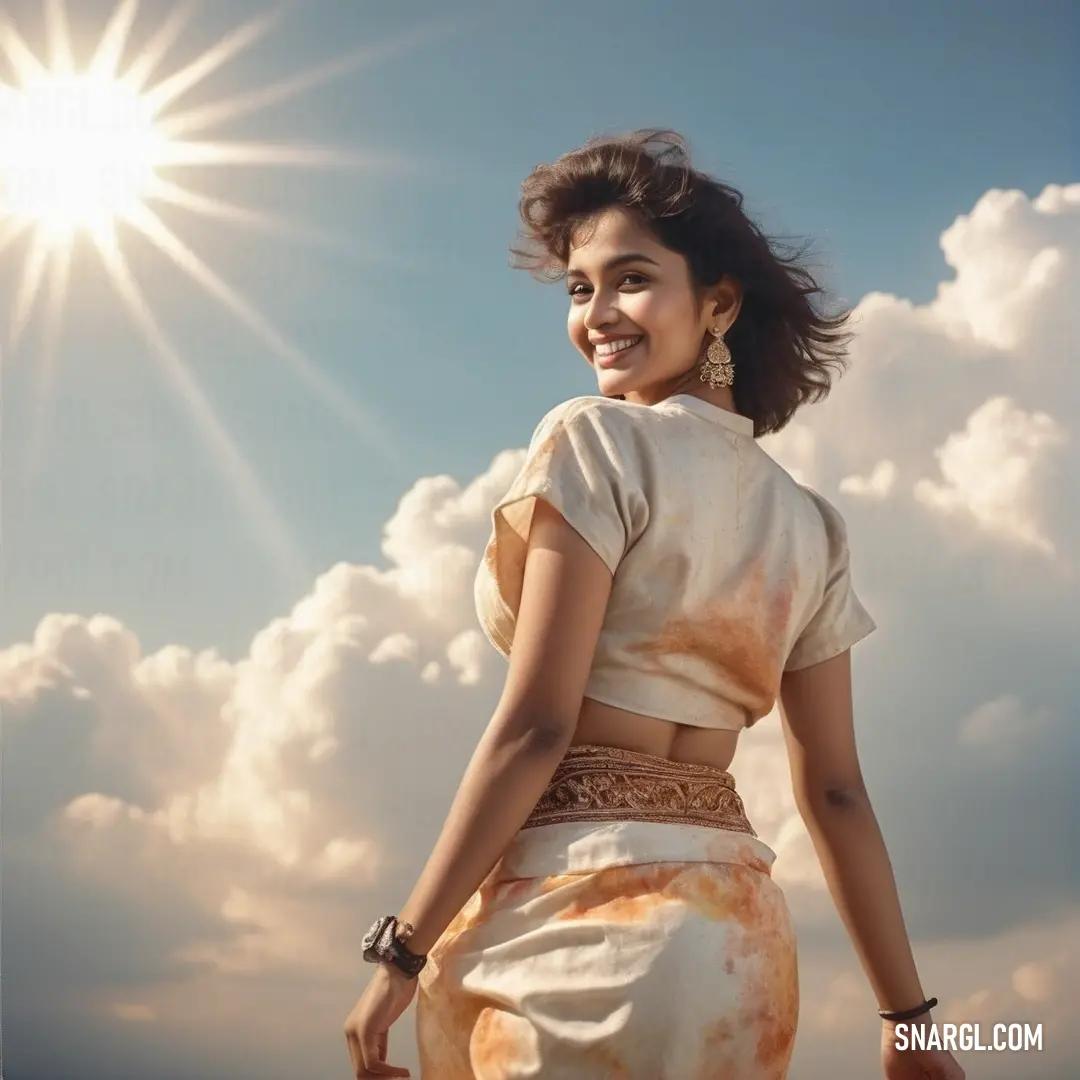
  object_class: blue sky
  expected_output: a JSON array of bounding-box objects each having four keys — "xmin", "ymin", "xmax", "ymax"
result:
[
  {"xmin": 3, "ymin": 3, "xmax": 1079, "ymax": 1078},
  {"xmin": 3, "ymin": 0, "xmax": 1076, "ymax": 659}
]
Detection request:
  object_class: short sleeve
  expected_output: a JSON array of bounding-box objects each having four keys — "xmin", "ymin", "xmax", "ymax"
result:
[
  {"xmin": 784, "ymin": 490, "xmax": 877, "ymax": 672},
  {"xmin": 476, "ymin": 398, "xmax": 648, "ymax": 649}
]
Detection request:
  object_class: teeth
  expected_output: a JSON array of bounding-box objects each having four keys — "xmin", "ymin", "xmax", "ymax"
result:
[{"xmin": 595, "ymin": 337, "xmax": 642, "ymax": 356}]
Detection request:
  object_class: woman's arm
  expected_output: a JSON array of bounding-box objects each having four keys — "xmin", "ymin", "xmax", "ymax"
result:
[
  {"xmin": 778, "ymin": 650, "xmax": 927, "ymax": 1012},
  {"xmin": 396, "ymin": 501, "xmax": 614, "ymax": 955}
]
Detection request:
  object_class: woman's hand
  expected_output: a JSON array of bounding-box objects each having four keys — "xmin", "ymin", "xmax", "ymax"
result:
[
  {"xmin": 881, "ymin": 1017, "xmax": 965, "ymax": 1079},
  {"xmin": 343, "ymin": 962, "xmax": 418, "ymax": 1078}
]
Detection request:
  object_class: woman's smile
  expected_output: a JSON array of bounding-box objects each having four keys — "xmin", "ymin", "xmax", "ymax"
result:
[{"xmin": 595, "ymin": 337, "xmax": 644, "ymax": 367}]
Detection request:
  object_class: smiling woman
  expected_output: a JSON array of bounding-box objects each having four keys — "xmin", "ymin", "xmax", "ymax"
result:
[{"xmin": 0, "ymin": 74, "xmax": 165, "ymax": 239}]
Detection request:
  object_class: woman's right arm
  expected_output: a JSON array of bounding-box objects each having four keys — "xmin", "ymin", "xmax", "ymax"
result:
[
  {"xmin": 780, "ymin": 650, "xmax": 966, "ymax": 1079},
  {"xmin": 777, "ymin": 649, "xmax": 927, "ymax": 1013}
]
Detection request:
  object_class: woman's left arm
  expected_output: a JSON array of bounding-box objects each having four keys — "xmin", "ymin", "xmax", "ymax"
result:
[{"xmin": 396, "ymin": 500, "xmax": 614, "ymax": 955}]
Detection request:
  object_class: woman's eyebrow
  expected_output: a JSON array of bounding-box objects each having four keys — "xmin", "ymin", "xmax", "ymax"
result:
[{"xmin": 566, "ymin": 252, "xmax": 661, "ymax": 277}]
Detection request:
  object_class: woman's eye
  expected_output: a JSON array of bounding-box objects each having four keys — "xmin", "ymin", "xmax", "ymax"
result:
[{"xmin": 568, "ymin": 273, "xmax": 647, "ymax": 297}]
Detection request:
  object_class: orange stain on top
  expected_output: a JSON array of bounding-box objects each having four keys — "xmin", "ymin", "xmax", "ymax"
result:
[
  {"xmin": 625, "ymin": 557, "xmax": 798, "ymax": 718},
  {"xmin": 524, "ymin": 429, "xmax": 560, "ymax": 479},
  {"xmin": 512, "ymin": 427, "xmax": 562, "ymax": 508}
]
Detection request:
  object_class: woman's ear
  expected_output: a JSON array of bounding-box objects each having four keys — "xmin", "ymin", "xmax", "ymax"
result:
[{"xmin": 713, "ymin": 276, "xmax": 743, "ymax": 326}]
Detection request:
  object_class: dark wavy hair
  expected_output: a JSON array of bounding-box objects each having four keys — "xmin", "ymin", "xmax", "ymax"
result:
[{"xmin": 509, "ymin": 129, "xmax": 853, "ymax": 437}]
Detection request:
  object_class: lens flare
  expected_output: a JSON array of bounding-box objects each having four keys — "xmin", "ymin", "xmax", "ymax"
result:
[{"xmin": 0, "ymin": 0, "xmax": 465, "ymax": 582}]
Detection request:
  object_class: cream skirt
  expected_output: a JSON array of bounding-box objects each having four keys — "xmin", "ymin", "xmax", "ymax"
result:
[{"xmin": 416, "ymin": 745, "xmax": 799, "ymax": 1079}]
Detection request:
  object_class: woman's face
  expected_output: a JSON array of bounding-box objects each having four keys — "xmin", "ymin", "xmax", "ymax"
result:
[{"xmin": 565, "ymin": 207, "xmax": 739, "ymax": 406}]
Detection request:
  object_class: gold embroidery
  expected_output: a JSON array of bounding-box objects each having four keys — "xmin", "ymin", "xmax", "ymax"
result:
[{"xmin": 523, "ymin": 745, "xmax": 756, "ymax": 835}]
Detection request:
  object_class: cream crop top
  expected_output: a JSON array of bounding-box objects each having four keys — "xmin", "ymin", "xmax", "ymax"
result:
[{"xmin": 473, "ymin": 394, "xmax": 877, "ymax": 731}]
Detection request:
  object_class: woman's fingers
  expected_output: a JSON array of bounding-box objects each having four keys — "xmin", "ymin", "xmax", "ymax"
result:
[
  {"xmin": 359, "ymin": 1028, "xmax": 410, "ymax": 1077},
  {"xmin": 344, "ymin": 1029, "xmax": 363, "ymax": 1077}
]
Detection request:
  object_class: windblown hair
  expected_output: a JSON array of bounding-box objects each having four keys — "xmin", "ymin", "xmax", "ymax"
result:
[{"xmin": 509, "ymin": 129, "xmax": 853, "ymax": 437}]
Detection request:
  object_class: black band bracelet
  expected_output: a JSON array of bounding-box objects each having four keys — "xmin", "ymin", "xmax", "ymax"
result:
[{"xmin": 879, "ymin": 997, "xmax": 938, "ymax": 1022}]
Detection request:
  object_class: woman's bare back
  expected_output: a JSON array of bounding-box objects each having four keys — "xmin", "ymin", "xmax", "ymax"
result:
[{"xmin": 571, "ymin": 697, "xmax": 740, "ymax": 771}]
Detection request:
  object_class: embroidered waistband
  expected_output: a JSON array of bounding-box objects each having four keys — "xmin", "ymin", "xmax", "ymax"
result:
[{"xmin": 522, "ymin": 744, "xmax": 756, "ymax": 835}]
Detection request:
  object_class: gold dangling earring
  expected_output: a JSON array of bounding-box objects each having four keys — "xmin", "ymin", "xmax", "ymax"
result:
[{"xmin": 700, "ymin": 326, "xmax": 734, "ymax": 389}]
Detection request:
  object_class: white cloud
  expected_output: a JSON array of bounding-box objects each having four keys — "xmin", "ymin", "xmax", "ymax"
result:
[
  {"xmin": 839, "ymin": 459, "xmax": 897, "ymax": 499},
  {"xmin": 931, "ymin": 184, "xmax": 1080, "ymax": 350},
  {"xmin": 914, "ymin": 396, "xmax": 1067, "ymax": 555},
  {"xmin": 807, "ymin": 182, "xmax": 1078, "ymax": 583},
  {"xmin": 172, "ymin": 886, "xmax": 350, "ymax": 976},
  {"xmin": 760, "ymin": 420, "xmax": 817, "ymax": 486},
  {"xmin": 732, "ymin": 717, "xmax": 824, "ymax": 891},
  {"xmin": 0, "ymin": 459, "xmax": 516, "ymax": 880},
  {"xmin": 957, "ymin": 694, "xmax": 1059, "ymax": 750},
  {"xmin": 368, "ymin": 631, "xmax": 419, "ymax": 665},
  {"xmin": 446, "ymin": 628, "xmax": 487, "ymax": 686},
  {"xmin": 814, "ymin": 971, "xmax": 871, "ymax": 1034},
  {"xmin": 1012, "ymin": 961, "xmax": 1056, "ymax": 1004},
  {"xmin": 377, "ymin": 451, "xmax": 525, "ymax": 626}
]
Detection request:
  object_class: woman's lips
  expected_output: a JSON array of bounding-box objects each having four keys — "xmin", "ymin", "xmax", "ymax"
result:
[{"xmin": 595, "ymin": 340, "xmax": 642, "ymax": 368}]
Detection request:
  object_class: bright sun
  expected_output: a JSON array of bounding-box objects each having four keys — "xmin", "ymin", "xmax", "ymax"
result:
[
  {"xmin": 0, "ymin": 0, "xmax": 443, "ymax": 356},
  {"xmin": 0, "ymin": 72, "xmax": 164, "ymax": 238},
  {"xmin": 1, "ymin": 0, "xmax": 452, "ymax": 581}
]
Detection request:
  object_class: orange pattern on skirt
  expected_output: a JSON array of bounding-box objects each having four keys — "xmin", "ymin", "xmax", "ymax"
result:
[{"xmin": 416, "ymin": 747, "xmax": 799, "ymax": 1079}]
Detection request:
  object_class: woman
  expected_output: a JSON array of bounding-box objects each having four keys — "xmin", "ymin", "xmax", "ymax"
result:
[{"xmin": 343, "ymin": 129, "xmax": 965, "ymax": 1080}]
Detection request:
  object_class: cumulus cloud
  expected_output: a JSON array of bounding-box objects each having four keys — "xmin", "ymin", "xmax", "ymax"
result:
[
  {"xmin": 759, "ymin": 420, "xmax": 818, "ymax": 487},
  {"xmin": 1011, "ymin": 961, "xmax": 1056, "ymax": 1005},
  {"xmin": 934, "ymin": 184, "xmax": 1079, "ymax": 351},
  {"xmin": 783, "ymin": 184, "xmax": 1080, "ymax": 954},
  {"xmin": 914, "ymin": 396, "xmax": 1067, "ymax": 555},
  {"xmin": 840, "ymin": 459, "xmax": 898, "ymax": 499},
  {"xmin": 5, "ymin": 180, "xmax": 1080, "ymax": 1079},
  {"xmin": 956, "ymin": 693, "xmax": 1059, "ymax": 751}
]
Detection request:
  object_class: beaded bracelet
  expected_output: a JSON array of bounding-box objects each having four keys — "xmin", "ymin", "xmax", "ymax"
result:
[{"xmin": 879, "ymin": 997, "xmax": 938, "ymax": 1022}]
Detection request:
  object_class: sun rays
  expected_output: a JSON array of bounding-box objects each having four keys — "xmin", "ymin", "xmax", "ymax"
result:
[
  {"xmin": 0, "ymin": 0, "xmax": 456, "ymax": 583},
  {"xmin": 0, "ymin": 72, "xmax": 163, "ymax": 234}
]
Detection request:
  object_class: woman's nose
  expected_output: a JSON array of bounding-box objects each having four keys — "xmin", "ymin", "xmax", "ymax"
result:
[{"xmin": 583, "ymin": 291, "xmax": 618, "ymax": 331}]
